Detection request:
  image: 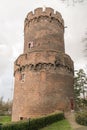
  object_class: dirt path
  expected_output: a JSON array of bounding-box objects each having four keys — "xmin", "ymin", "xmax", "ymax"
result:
[{"xmin": 65, "ymin": 111, "xmax": 87, "ymax": 130}]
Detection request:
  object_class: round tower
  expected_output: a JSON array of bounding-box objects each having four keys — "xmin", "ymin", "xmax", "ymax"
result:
[
  {"xmin": 24, "ymin": 7, "xmax": 65, "ymax": 53},
  {"xmin": 12, "ymin": 7, "xmax": 74, "ymax": 121}
]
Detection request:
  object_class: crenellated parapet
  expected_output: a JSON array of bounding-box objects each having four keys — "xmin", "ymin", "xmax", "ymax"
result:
[
  {"xmin": 14, "ymin": 51, "xmax": 74, "ymax": 76},
  {"xmin": 24, "ymin": 7, "xmax": 64, "ymax": 29}
]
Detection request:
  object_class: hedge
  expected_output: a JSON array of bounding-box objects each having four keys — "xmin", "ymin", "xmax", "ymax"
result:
[
  {"xmin": 75, "ymin": 111, "xmax": 87, "ymax": 126},
  {"xmin": 0, "ymin": 112, "xmax": 64, "ymax": 130}
]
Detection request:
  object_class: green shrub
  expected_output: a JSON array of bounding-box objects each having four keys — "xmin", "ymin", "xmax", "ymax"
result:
[
  {"xmin": 2, "ymin": 121, "xmax": 29, "ymax": 130},
  {"xmin": 75, "ymin": 111, "xmax": 87, "ymax": 126},
  {"xmin": 1, "ymin": 112, "xmax": 64, "ymax": 130}
]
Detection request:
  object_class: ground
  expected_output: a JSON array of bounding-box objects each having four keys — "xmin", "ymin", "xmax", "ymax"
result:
[
  {"xmin": 65, "ymin": 111, "xmax": 87, "ymax": 130},
  {"xmin": 0, "ymin": 116, "xmax": 11, "ymax": 124},
  {"xmin": 40, "ymin": 119, "xmax": 73, "ymax": 130}
]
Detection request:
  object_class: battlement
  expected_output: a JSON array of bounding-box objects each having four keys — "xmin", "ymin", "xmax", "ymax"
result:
[
  {"xmin": 14, "ymin": 51, "xmax": 74, "ymax": 76},
  {"xmin": 24, "ymin": 7, "xmax": 64, "ymax": 28}
]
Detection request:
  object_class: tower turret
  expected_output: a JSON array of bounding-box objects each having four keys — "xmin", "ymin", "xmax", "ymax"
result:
[
  {"xmin": 24, "ymin": 7, "xmax": 64, "ymax": 53},
  {"xmin": 12, "ymin": 7, "xmax": 74, "ymax": 121}
]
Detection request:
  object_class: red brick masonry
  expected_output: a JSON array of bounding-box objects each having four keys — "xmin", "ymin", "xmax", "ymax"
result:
[{"xmin": 12, "ymin": 7, "xmax": 74, "ymax": 121}]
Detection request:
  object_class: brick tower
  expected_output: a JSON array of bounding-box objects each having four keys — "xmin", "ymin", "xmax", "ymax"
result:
[{"xmin": 12, "ymin": 7, "xmax": 74, "ymax": 121}]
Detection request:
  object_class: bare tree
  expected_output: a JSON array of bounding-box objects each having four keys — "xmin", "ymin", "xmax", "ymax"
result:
[{"xmin": 0, "ymin": 97, "xmax": 12, "ymax": 116}]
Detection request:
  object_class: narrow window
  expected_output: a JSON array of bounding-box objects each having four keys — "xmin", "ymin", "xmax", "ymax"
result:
[
  {"xmin": 20, "ymin": 73, "xmax": 25, "ymax": 82},
  {"xmin": 28, "ymin": 42, "xmax": 33, "ymax": 49},
  {"xmin": 50, "ymin": 13, "xmax": 52, "ymax": 16},
  {"xmin": 28, "ymin": 43, "xmax": 31, "ymax": 48}
]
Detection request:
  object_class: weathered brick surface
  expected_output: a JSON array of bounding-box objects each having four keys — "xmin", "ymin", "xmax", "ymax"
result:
[{"xmin": 12, "ymin": 7, "xmax": 74, "ymax": 121}]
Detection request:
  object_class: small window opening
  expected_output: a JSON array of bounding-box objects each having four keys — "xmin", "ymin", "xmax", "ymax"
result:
[
  {"xmin": 20, "ymin": 117, "xmax": 23, "ymax": 120},
  {"xmin": 28, "ymin": 43, "xmax": 31, "ymax": 48},
  {"xmin": 28, "ymin": 42, "xmax": 33, "ymax": 49},
  {"xmin": 50, "ymin": 13, "xmax": 52, "ymax": 16},
  {"xmin": 20, "ymin": 73, "xmax": 25, "ymax": 82}
]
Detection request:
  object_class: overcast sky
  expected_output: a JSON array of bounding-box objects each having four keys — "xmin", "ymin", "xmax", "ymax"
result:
[{"xmin": 0, "ymin": 0, "xmax": 87, "ymax": 101}]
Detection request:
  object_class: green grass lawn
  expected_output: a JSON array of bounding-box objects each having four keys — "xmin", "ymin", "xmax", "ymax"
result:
[
  {"xmin": 0, "ymin": 116, "xmax": 11, "ymax": 124},
  {"xmin": 40, "ymin": 119, "xmax": 73, "ymax": 130}
]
